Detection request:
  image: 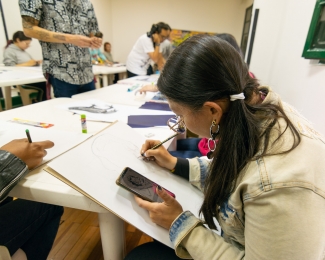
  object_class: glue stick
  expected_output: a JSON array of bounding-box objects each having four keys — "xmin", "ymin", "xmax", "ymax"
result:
[{"xmin": 81, "ymin": 114, "xmax": 87, "ymax": 133}]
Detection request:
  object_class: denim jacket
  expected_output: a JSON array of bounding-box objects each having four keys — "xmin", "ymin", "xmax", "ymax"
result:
[{"xmin": 169, "ymin": 87, "xmax": 325, "ymax": 259}]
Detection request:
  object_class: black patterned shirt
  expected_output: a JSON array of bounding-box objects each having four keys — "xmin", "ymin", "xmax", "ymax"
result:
[{"xmin": 19, "ymin": 0, "xmax": 100, "ymax": 85}]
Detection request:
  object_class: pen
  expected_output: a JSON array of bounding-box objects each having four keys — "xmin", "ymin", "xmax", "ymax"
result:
[
  {"xmin": 141, "ymin": 133, "xmax": 178, "ymax": 157},
  {"xmin": 25, "ymin": 129, "xmax": 32, "ymax": 143},
  {"xmin": 127, "ymin": 84, "xmax": 140, "ymax": 92}
]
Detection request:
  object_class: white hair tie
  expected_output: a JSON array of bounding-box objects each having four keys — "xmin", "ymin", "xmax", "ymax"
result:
[{"xmin": 229, "ymin": 93, "xmax": 245, "ymax": 101}]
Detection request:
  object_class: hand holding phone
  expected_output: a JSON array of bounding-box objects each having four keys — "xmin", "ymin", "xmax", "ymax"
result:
[{"xmin": 116, "ymin": 167, "xmax": 175, "ymax": 202}]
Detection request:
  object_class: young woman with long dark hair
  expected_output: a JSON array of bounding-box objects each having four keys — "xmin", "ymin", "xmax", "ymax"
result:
[{"xmin": 125, "ymin": 34, "xmax": 325, "ymax": 259}]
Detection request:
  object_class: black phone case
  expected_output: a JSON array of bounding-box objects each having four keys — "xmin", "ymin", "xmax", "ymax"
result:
[{"xmin": 116, "ymin": 168, "xmax": 156, "ymax": 202}]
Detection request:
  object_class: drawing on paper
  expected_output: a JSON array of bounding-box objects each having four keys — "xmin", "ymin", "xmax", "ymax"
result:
[{"xmin": 91, "ymin": 133, "xmax": 161, "ymax": 180}]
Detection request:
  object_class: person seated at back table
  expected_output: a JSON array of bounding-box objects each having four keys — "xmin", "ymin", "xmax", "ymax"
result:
[
  {"xmin": 90, "ymin": 32, "xmax": 111, "ymax": 66},
  {"xmin": 103, "ymin": 42, "xmax": 119, "ymax": 83},
  {"xmin": 0, "ymin": 138, "xmax": 63, "ymax": 260},
  {"xmin": 3, "ymin": 31, "xmax": 47, "ymax": 101},
  {"xmin": 103, "ymin": 42, "xmax": 114, "ymax": 64},
  {"xmin": 124, "ymin": 34, "xmax": 325, "ymax": 260}
]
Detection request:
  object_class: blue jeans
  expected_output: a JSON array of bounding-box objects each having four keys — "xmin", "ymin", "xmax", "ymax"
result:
[
  {"xmin": 169, "ymin": 138, "xmax": 202, "ymax": 158},
  {"xmin": 49, "ymin": 75, "xmax": 95, "ymax": 98},
  {"xmin": 0, "ymin": 197, "xmax": 63, "ymax": 259}
]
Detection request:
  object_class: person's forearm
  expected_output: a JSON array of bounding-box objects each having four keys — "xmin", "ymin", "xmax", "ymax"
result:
[
  {"xmin": 22, "ymin": 16, "xmax": 73, "ymax": 44},
  {"xmin": 157, "ymin": 57, "xmax": 166, "ymax": 71},
  {"xmin": 15, "ymin": 61, "xmax": 35, "ymax": 67},
  {"xmin": 23, "ymin": 25, "xmax": 72, "ymax": 44},
  {"xmin": 22, "ymin": 16, "xmax": 100, "ymax": 48},
  {"xmin": 151, "ymin": 46, "xmax": 160, "ymax": 63}
]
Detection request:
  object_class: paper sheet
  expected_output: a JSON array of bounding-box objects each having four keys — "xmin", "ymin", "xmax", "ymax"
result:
[
  {"xmin": 118, "ymin": 74, "xmax": 159, "ymax": 85},
  {"xmin": 0, "ymin": 68, "xmax": 43, "ymax": 81},
  {"xmin": 47, "ymin": 121, "xmax": 204, "ymax": 247},
  {"xmin": 58, "ymin": 99, "xmax": 174, "ymax": 123},
  {"xmin": 0, "ymin": 120, "xmax": 92, "ymax": 165}
]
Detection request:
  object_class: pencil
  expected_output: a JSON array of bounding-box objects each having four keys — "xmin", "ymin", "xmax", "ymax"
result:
[
  {"xmin": 141, "ymin": 133, "xmax": 178, "ymax": 156},
  {"xmin": 25, "ymin": 129, "xmax": 32, "ymax": 143}
]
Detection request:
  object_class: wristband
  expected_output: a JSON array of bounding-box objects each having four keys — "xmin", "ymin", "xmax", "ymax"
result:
[{"xmin": 155, "ymin": 43, "xmax": 160, "ymax": 47}]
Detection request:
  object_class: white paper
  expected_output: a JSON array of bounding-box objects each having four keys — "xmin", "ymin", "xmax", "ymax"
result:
[
  {"xmin": 47, "ymin": 121, "xmax": 204, "ymax": 247},
  {"xmin": 58, "ymin": 99, "xmax": 174, "ymax": 123},
  {"xmin": 0, "ymin": 68, "xmax": 42, "ymax": 81},
  {"xmin": 0, "ymin": 120, "xmax": 92, "ymax": 165},
  {"xmin": 118, "ymin": 74, "xmax": 159, "ymax": 85}
]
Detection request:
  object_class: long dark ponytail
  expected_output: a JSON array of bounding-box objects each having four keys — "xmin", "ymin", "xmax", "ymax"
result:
[{"xmin": 158, "ymin": 35, "xmax": 300, "ymax": 229}]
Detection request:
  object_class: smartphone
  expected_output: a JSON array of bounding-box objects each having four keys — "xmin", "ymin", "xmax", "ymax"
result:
[{"xmin": 116, "ymin": 167, "xmax": 175, "ymax": 202}]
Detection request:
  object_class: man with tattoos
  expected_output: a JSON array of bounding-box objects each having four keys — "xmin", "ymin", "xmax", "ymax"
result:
[{"xmin": 19, "ymin": 0, "xmax": 102, "ymax": 98}]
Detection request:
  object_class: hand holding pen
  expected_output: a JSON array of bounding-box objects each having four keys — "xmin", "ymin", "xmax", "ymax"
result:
[
  {"xmin": 140, "ymin": 139, "xmax": 177, "ymax": 171},
  {"xmin": 0, "ymin": 137, "xmax": 54, "ymax": 169}
]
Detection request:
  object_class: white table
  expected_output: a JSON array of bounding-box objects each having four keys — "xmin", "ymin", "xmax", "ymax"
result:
[
  {"xmin": 0, "ymin": 66, "xmax": 46, "ymax": 110},
  {"xmin": 72, "ymin": 83, "xmax": 158, "ymax": 107},
  {"xmin": 0, "ymin": 97, "xmax": 175, "ymax": 259},
  {"xmin": 92, "ymin": 65, "xmax": 127, "ymax": 88}
]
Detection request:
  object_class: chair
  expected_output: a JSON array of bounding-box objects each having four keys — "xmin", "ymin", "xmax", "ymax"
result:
[
  {"xmin": 16, "ymin": 85, "xmax": 41, "ymax": 106},
  {"xmin": 0, "ymin": 96, "xmax": 24, "ymax": 111}
]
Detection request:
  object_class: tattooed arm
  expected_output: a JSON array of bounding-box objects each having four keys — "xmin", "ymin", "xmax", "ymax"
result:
[{"xmin": 22, "ymin": 15, "xmax": 95, "ymax": 48}]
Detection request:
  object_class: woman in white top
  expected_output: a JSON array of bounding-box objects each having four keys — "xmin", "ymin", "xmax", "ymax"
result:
[
  {"xmin": 126, "ymin": 22, "xmax": 170, "ymax": 78},
  {"xmin": 3, "ymin": 31, "xmax": 47, "ymax": 101}
]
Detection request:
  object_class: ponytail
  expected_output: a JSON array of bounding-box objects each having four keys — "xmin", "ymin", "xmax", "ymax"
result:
[
  {"xmin": 158, "ymin": 34, "xmax": 301, "ymax": 229},
  {"xmin": 5, "ymin": 40, "xmax": 13, "ymax": 49}
]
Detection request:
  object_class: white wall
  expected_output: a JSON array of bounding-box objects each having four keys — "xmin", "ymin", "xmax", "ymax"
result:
[
  {"xmin": 90, "ymin": 0, "xmax": 112, "ymax": 47},
  {"xmin": 0, "ymin": 0, "xmax": 253, "ymax": 63},
  {"xmin": 249, "ymin": 0, "xmax": 325, "ymax": 135},
  {"xmin": 110, "ymin": 0, "xmax": 253, "ymax": 62}
]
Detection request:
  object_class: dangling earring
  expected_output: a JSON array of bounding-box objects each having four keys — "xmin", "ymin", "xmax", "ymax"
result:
[{"xmin": 207, "ymin": 119, "xmax": 219, "ymax": 159}]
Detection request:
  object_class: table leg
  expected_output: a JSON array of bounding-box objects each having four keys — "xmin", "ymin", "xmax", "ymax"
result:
[
  {"xmin": 107, "ymin": 75, "xmax": 114, "ymax": 86},
  {"xmin": 98, "ymin": 212, "xmax": 125, "ymax": 260},
  {"xmin": 103, "ymin": 75, "xmax": 108, "ymax": 87},
  {"xmin": 3, "ymin": 86, "xmax": 12, "ymax": 110},
  {"xmin": 95, "ymin": 75, "xmax": 101, "ymax": 89}
]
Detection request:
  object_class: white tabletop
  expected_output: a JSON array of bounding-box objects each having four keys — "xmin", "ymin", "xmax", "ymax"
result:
[
  {"xmin": 0, "ymin": 98, "xmax": 108, "ymax": 209},
  {"xmin": 0, "ymin": 66, "xmax": 45, "ymax": 87},
  {"xmin": 92, "ymin": 65, "xmax": 126, "ymax": 75},
  {"xmin": 72, "ymin": 83, "xmax": 158, "ymax": 107},
  {"xmin": 0, "ymin": 97, "xmax": 173, "ymax": 203}
]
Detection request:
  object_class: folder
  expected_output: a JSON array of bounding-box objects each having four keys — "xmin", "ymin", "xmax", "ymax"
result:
[
  {"xmin": 139, "ymin": 102, "xmax": 171, "ymax": 111},
  {"xmin": 127, "ymin": 115, "xmax": 171, "ymax": 128}
]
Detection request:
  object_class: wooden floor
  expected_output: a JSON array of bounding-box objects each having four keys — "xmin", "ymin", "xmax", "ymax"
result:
[{"xmin": 47, "ymin": 207, "xmax": 153, "ymax": 260}]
